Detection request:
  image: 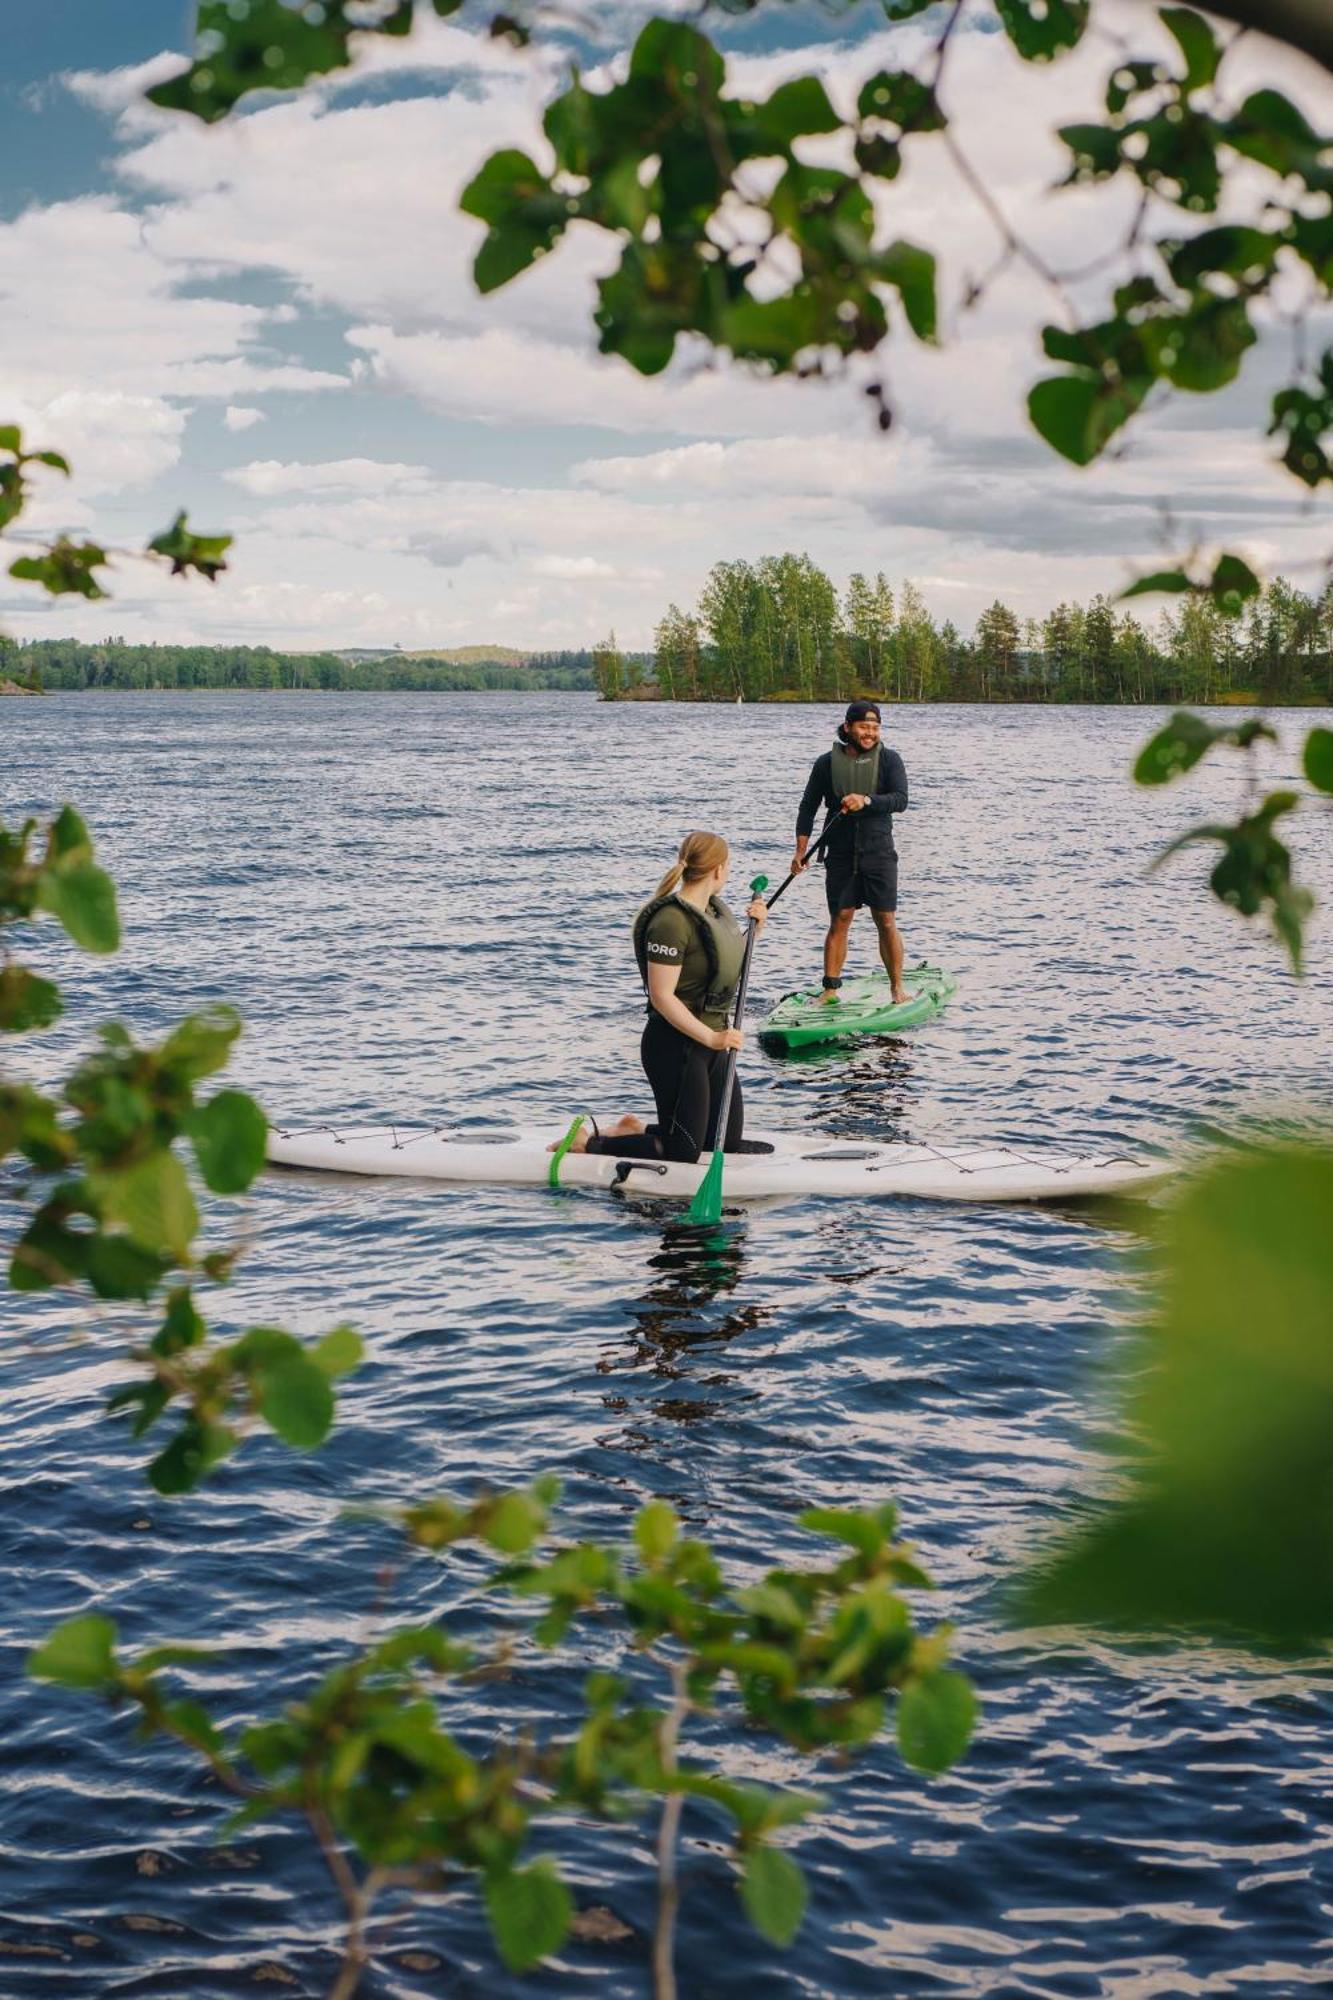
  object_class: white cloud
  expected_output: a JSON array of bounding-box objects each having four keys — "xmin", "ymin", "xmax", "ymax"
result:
[
  {"xmin": 347, "ymin": 322, "xmax": 862, "ymax": 438},
  {"xmin": 533, "ymin": 554, "xmax": 620, "ymax": 579},
  {"xmin": 226, "ymin": 457, "xmax": 435, "ymax": 496},
  {"xmin": 223, "ymin": 406, "xmax": 266, "ymax": 432},
  {"xmin": 0, "ymin": 198, "xmax": 347, "ymax": 415}
]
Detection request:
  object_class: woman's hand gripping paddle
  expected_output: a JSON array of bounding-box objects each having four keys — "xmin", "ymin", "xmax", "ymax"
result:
[{"xmin": 686, "ymin": 875, "xmax": 768, "ymax": 1226}]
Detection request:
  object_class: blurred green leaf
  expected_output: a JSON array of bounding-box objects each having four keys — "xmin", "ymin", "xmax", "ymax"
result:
[
  {"xmin": 0, "ymin": 965, "xmax": 62, "ymax": 1032},
  {"xmin": 634, "ymin": 1499, "xmax": 679, "ymax": 1563},
  {"xmin": 1017, "ymin": 1145, "xmax": 1333, "ymax": 1639},
  {"xmin": 1303, "ymin": 728, "xmax": 1333, "ymax": 794},
  {"xmin": 484, "ymin": 1859, "xmax": 572, "ymax": 1972},
  {"xmin": 159, "ymin": 1005, "xmax": 241, "ymax": 1082},
  {"xmin": 1028, "ymin": 374, "xmax": 1145, "ymax": 466},
  {"xmin": 739, "ymin": 1845, "xmax": 807, "ymax": 1946},
  {"xmin": 312, "ymin": 1324, "xmax": 363, "ymax": 1377},
  {"xmin": 34, "ymin": 861, "xmax": 119, "ymax": 953},
  {"xmin": 896, "ymin": 1668, "xmax": 976, "ymax": 1773},
  {"xmin": 146, "ymin": 511, "xmax": 231, "ymax": 581},
  {"xmin": 995, "ymin": 0, "xmax": 1088, "ymax": 61},
  {"xmin": 92, "ymin": 1151, "xmax": 199, "ymax": 1259},
  {"xmin": 1133, "ymin": 709, "xmax": 1225, "ymax": 785},
  {"xmin": 187, "ymin": 1089, "xmax": 267, "ymax": 1194},
  {"xmin": 146, "ymin": 0, "xmax": 381, "ymax": 122},
  {"xmin": 29, "ymin": 1614, "xmax": 119, "ymax": 1690},
  {"xmin": 876, "ymin": 241, "xmax": 937, "ymax": 343},
  {"xmin": 1121, "ymin": 569, "xmax": 1193, "ymax": 601},
  {"xmin": 233, "ymin": 1332, "xmax": 336, "ymax": 1449},
  {"xmin": 149, "ymin": 1416, "xmax": 234, "ymax": 1495},
  {"xmin": 1161, "ymin": 8, "xmax": 1220, "ymax": 90},
  {"xmin": 10, "ymin": 539, "xmax": 109, "ymax": 599},
  {"xmin": 152, "ymin": 1285, "xmax": 207, "ymax": 1357}
]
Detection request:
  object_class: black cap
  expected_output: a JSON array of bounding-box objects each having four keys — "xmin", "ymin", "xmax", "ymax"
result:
[{"xmin": 844, "ymin": 699, "xmax": 881, "ymax": 724}]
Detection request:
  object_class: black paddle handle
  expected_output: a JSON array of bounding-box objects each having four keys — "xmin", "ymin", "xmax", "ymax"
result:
[
  {"xmin": 764, "ymin": 810, "xmax": 843, "ymax": 912},
  {"xmin": 702, "ymin": 878, "xmax": 764, "ymax": 1153}
]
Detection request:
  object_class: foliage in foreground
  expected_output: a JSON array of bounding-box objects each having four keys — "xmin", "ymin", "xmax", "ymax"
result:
[
  {"xmin": 1017, "ymin": 1142, "xmax": 1333, "ymax": 1641},
  {"xmin": 33, "ymin": 1486, "xmax": 976, "ymax": 1992},
  {"xmin": 146, "ymin": 1, "xmax": 1332, "ymax": 601}
]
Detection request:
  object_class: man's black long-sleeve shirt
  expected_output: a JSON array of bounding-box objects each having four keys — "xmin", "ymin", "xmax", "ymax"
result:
[{"xmin": 796, "ymin": 745, "xmax": 908, "ymax": 864}]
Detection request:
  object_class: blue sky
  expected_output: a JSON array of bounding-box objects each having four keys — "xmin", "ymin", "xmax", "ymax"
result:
[{"xmin": 2, "ymin": 1, "xmax": 1329, "ymax": 651}]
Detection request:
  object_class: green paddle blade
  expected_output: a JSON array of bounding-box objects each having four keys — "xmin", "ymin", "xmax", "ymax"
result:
[{"xmin": 687, "ymin": 1147, "xmax": 725, "ymax": 1226}]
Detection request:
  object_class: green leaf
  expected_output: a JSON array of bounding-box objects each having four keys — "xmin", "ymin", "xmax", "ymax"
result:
[
  {"xmin": 896, "ymin": 1668, "xmax": 976, "ymax": 1774},
  {"xmin": 1059, "ymin": 121, "xmax": 1122, "ymax": 181},
  {"xmin": 187, "ymin": 1089, "xmax": 267, "ymax": 1194},
  {"xmin": 159, "ymin": 1005, "xmax": 241, "ymax": 1082},
  {"xmin": 253, "ymin": 1352, "xmax": 335, "ymax": 1449},
  {"xmin": 1161, "ymin": 7, "xmax": 1220, "ymax": 90},
  {"xmin": 146, "ymin": 0, "xmax": 366, "ymax": 123},
  {"xmin": 875, "ymin": 240, "xmax": 937, "ymax": 343},
  {"xmin": 483, "ymin": 1488, "xmax": 549, "ymax": 1555},
  {"xmin": 856, "ymin": 71, "xmax": 943, "ymax": 133},
  {"xmin": 29, "ymin": 1614, "xmax": 119, "ymax": 1690},
  {"xmin": 634, "ymin": 1499, "xmax": 679, "ymax": 1562},
  {"xmin": 798, "ymin": 1506, "xmax": 885, "ymax": 1559},
  {"xmin": 34, "ymin": 861, "xmax": 119, "ymax": 953},
  {"xmin": 1302, "ymin": 727, "xmax": 1333, "ymax": 794},
  {"xmin": 149, "ymin": 1417, "xmax": 234, "ymax": 1495},
  {"xmin": 1133, "ymin": 709, "xmax": 1222, "ymax": 785},
  {"xmin": 995, "ymin": 0, "xmax": 1088, "ymax": 61},
  {"xmin": 739, "ymin": 1845, "xmax": 807, "ymax": 1947},
  {"xmin": 484, "ymin": 1860, "xmax": 572, "ymax": 1972},
  {"xmin": 152, "ymin": 1286, "xmax": 207, "ymax": 1357},
  {"xmin": 1122, "ymin": 569, "xmax": 1193, "ymax": 601},
  {"xmin": 1209, "ymin": 553, "xmax": 1260, "ymax": 612},
  {"xmin": 93, "ymin": 1151, "xmax": 199, "ymax": 1260},
  {"xmin": 0, "ymin": 965, "xmax": 62, "ymax": 1032},
  {"xmin": 147, "ymin": 511, "xmax": 231, "ymax": 581},
  {"xmin": 1028, "ymin": 372, "xmax": 1145, "ymax": 466},
  {"xmin": 1017, "ymin": 1145, "xmax": 1333, "ymax": 1639},
  {"xmin": 10, "ymin": 539, "xmax": 109, "ymax": 599},
  {"xmin": 750, "ymin": 76, "xmax": 839, "ymax": 146},
  {"xmin": 311, "ymin": 1324, "xmax": 364, "ymax": 1377}
]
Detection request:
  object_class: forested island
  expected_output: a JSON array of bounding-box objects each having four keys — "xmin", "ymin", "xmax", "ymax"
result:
[
  {"xmin": 8, "ymin": 562, "xmax": 1330, "ymax": 706},
  {"xmin": 592, "ymin": 557, "xmax": 1333, "ymax": 706},
  {"xmin": 0, "ymin": 640, "xmax": 605, "ymax": 693}
]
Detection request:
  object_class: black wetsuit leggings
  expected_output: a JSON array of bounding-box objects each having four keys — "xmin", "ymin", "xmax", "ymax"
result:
[{"xmin": 586, "ymin": 1013, "xmax": 763, "ymax": 1164}]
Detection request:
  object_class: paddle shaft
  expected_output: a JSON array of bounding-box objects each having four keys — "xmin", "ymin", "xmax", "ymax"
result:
[
  {"xmin": 763, "ymin": 809, "xmax": 844, "ymax": 913},
  {"xmin": 701, "ymin": 881, "xmax": 764, "ymax": 1153}
]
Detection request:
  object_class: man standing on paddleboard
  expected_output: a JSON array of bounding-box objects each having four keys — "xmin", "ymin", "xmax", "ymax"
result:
[{"xmin": 791, "ymin": 699, "xmax": 910, "ymax": 1004}]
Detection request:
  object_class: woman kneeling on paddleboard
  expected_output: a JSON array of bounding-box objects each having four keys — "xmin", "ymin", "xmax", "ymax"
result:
[{"xmin": 557, "ymin": 831, "xmax": 769, "ymax": 1163}]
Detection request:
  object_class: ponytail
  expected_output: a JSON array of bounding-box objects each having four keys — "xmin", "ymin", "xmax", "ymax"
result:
[{"xmin": 654, "ymin": 830, "xmax": 728, "ymax": 899}]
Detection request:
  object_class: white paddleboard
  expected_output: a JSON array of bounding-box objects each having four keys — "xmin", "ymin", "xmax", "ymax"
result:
[{"xmin": 266, "ymin": 1121, "xmax": 1168, "ymax": 1204}]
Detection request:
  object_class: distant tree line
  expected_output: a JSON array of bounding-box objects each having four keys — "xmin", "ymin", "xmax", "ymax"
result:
[
  {"xmin": 0, "ymin": 638, "xmax": 597, "ymax": 693},
  {"xmin": 646, "ymin": 558, "xmax": 1333, "ymax": 706}
]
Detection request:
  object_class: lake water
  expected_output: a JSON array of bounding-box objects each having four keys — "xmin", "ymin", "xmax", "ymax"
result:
[{"xmin": 3, "ymin": 691, "xmax": 1332, "ymax": 1998}]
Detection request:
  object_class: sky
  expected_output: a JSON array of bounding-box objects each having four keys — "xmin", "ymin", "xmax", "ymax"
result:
[{"xmin": 2, "ymin": 0, "xmax": 1330, "ymax": 653}]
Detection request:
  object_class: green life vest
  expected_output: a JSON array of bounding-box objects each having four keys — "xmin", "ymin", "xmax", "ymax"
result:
[
  {"xmin": 830, "ymin": 740, "xmax": 882, "ymax": 800},
  {"xmin": 632, "ymin": 893, "xmax": 745, "ymax": 1024}
]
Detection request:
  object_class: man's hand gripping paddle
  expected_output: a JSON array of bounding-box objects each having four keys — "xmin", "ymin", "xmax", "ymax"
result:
[
  {"xmin": 686, "ymin": 874, "xmax": 768, "ymax": 1227},
  {"xmin": 762, "ymin": 808, "xmax": 844, "ymax": 914}
]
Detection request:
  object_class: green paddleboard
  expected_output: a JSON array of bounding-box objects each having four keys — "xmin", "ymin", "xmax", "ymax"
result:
[{"xmin": 758, "ymin": 962, "xmax": 957, "ymax": 1054}]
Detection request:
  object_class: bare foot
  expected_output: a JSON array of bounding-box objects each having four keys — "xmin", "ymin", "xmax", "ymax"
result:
[
  {"xmin": 891, "ymin": 988, "xmax": 911, "ymax": 1006},
  {"xmin": 819, "ymin": 989, "xmax": 841, "ymax": 1005},
  {"xmin": 606, "ymin": 1114, "xmax": 646, "ymax": 1137}
]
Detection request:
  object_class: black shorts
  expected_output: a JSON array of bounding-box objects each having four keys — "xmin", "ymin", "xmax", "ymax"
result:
[{"xmin": 825, "ymin": 854, "xmax": 898, "ymax": 916}]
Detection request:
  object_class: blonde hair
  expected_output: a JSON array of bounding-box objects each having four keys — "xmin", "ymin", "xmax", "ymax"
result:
[{"xmin": 654, "ymin": 830, "xmax": 728, "ymax": 899}]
